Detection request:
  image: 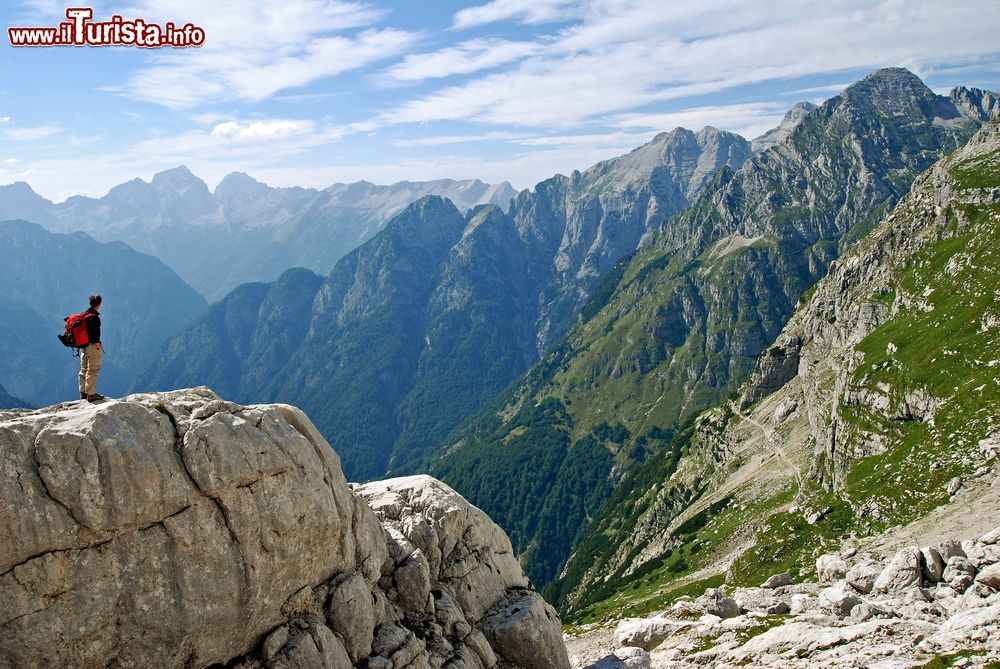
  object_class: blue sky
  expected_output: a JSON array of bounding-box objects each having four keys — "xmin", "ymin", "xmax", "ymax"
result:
[{"xmin": 2, "ymin": 0, "xmax": 1000, "ymax": 201}]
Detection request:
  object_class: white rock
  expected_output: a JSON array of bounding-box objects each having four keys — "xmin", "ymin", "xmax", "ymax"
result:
[
  {"xmin": 695, "ymin": 588, "xmax": 741, "ymax": 618},
  {"xmin": 921, "ymin": 547, "xmax": 946, "ymax": 583},
  {"xmin": 847, "ymin": 558, "xmax": 883, "ymax": 594},
  {"xmin": 790, "ymin": 594, "xmax": 818, "ymax": 614},
  {"xmin": 613, "ymin": 646, "xmax": 651, "ymax": 669},
  {"xmin": 944, "ymin": 556, "xmax": 977, "ymax": 583},
  {"xmin": 979, "ymin": 526, "xmax": 1000, "ymax": 546},
  {"xmin": 976, "ymin": 563, "xmax": 1000, "ymax": 590},
  {"xmin": 761, "ymin": 572, "xmax": 794, "ymax": 589},
  {"xmin": 874, "ymin": 547, "xmax": 923, "ymax": 593},
  {"xmin": 612, "ymin": 617, "xmax": 690, "ymax": 651},
  {"xmin": 818, "ymin": 583, "xmax": 863, "ymax": 618},
  {"xmin": 966, "ymin": 543, "xmax": 1000, "ymax": 569},
  {"xmin": 817, "ymin": 554, "xmax": 849, "ymax": 583}
]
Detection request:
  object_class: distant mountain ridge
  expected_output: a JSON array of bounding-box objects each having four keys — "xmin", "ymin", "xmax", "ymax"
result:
[
  {"xmin": 0, "ymin": 381, "xmax": 30, "ymax": 409},
  {"xmin": 751, "ymin": 101, "xmax": 817, "ymax": 152},
  {"xmin": 137, "ymin": 125, "xmax": 754, "ymax": 480},
  {"xmin": 0, "ymin": 172, "xmax": 517, "ymax": 300}
]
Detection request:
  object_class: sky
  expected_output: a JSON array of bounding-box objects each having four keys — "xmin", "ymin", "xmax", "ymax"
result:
[{"xmin": 1, "ymin": 0, "xmax": 999, "ymax": 201}]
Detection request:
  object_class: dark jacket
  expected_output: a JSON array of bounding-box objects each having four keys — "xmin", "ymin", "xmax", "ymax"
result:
[{"xmin": 85, "ymin": 307, "xmax": 101, "ymax": 345}]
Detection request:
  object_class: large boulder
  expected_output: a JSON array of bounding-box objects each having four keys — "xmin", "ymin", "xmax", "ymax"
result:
[
  {"xmin": 0, "ymin": 388, "xmax": 387, "ymax": 668},
  {"xmin": 873, "ymin": 547, "xmax": 924, "ymax": 593},
  {"xmin": 0, "ymin": 390, "xmax": 569, "ymax": 669},
  {"xmin": 354, "ymin": 474, "xmax": 571, "ymax": 669},
  {"xmin": 816, "ymin": 554, "xmax": 848, "ymax": 583}
]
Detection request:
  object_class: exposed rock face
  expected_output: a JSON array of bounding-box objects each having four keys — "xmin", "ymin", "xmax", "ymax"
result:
[
  {"xmin": 0, "ymin": 389, "xmax": 568, "ymax": 669},
  {"xmin": 354, "ymin": 475, "xmax": 570, "ymax": 669},
  {"xmin": 750, "ymin": 101, "xmax": 818, "ymax": 152},
  {"xmin": 739, "ymin": 337, "xmax": 802, "ymax": 411}
]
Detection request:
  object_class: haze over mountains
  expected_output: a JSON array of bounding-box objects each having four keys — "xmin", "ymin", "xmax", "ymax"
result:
[{"xmin": 0, "ymin": 173, "xmax": 516, "ymax": 301}]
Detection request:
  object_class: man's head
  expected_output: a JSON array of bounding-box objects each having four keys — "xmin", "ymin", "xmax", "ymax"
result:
[{"xmin": 89, "ymin": 294, "xmax": 102, "ymax": 310}]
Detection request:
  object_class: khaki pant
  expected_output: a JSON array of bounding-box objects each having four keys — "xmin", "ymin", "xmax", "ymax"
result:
[{"xmin": 79, "ymin": 344, "xmax": 102, "ymax": 396}]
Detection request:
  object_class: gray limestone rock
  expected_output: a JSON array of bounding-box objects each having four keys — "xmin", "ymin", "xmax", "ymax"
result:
[
  {"xmin": 733, "ymin": 587, "xmax": 791, "ymax": 614},
  {"xmin": 817, "ymin": 554, "xmax": 849, "ymax": 583},
  {"xmin": 979, "ymin": 527, "xmax": 1000, "ymax": 546},
  {"xmin": 0, "ymin": 390, "xmax": 568, "ymax": 669},
  {"xmin": 0, "ymin": 388, "xmax": 388, "ymax": 669},
  {"xmin": 975, "ymin": 564, "xmax": 1000, "ymax": 591},
  {"xmin": 818, "ymin": 583, "xmax": 863, "ymax": 618},
  {"xmin": 922, "ymin": 547, "xmax": 946, "ymax": 583},
  {"xmin": 325, "ymin": 573, "xmax": 377, "ymax": 662},
  {"xmin": 846, "ymin": 558, "xmax": 883, "ymax": 595},
  {"xmin": 479, "ymin": 590, "xmax": 570, "ymax": 669},
  {"xmin": 761, "ymin": 572, "xmax": 794, "ymax": 589},
  {"xmin": 944, "ymin": 556, "xmax": 978, "ymax": 583},
  {"xmin": 695, "ymin": 588, "xmax": 741, "ymax": 618},
  {"xmin": 874, "ymin": 547, "xmax": 924, "ymax": 593}
]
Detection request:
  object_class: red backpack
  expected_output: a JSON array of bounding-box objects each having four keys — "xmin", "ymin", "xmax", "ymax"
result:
[{"xmin": 58, "ymin": 312, "xmax": 91, "ymax": 349}]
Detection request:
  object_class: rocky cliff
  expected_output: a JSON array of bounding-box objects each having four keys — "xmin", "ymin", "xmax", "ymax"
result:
[{"xmin": 0, "ymin": 388, "xmax": 568, "ymax": 669}]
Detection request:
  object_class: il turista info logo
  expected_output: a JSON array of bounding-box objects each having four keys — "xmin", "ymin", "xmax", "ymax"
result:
[{"xmin": 8, "ymin": 7, "xmax": 206, "ymax": 48}]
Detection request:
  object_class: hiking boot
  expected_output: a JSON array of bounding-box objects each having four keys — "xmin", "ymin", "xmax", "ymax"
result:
[
  {"xmin": 87, "ymin": 393, "xmax": 106, "ymax": 402},
  {"xmin": 80, "ymin": 392, "xmax": 88, "ymax": 400}
]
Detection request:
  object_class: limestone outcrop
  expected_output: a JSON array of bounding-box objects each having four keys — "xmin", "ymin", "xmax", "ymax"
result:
[{"xmin": 0, "ymin": 388, "xmax": 569, "ymax": 669}]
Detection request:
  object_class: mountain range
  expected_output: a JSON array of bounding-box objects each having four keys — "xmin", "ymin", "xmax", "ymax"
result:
[
  {"xmin": 0, "ymin": 173, "xmax": 516, "ymax": 301},
  {"xmin": 6, "ymin": 66, "xmax": 998, "ymax": 633},
  {"xmin": 135, "ymin": 125, "xmax": 754, "ymax": 481},
  {"xmin": 429, "ymin": 69, "xmax": 1000, "ymax": 590},
  {"xmin": 556, "ymin": 113, "xmax": 1000, "ymax": 626}
]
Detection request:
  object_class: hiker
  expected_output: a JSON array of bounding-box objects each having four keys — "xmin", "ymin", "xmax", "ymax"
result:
[{"xmin": 79, "ymin": 294, "xmax": 104, "ymax": 402}]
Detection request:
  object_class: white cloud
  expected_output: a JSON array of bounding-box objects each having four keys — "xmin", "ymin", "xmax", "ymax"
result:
[
  {"xmin": 2, "ymin": 125, "xmax": 63, "ymax": 141},
  {"xmin": 3, "ymin": 158, "xmax": 19, "ymax": 165},
  {"xmin": 515, "ymin": 131, "xmax": 654, "ymax": 148},
  {"xmin": 452, "ymin": 0, "xmax": 580, "ymax": 29},
  {"xmin": 383, "ymin": 38, "xmax": 540, "ymax": 83},
  {"xmin": 613, "ymin": 103, "xmax": 793, "ymax": 141},
  {"xmin": 386, "ymin": 0, "xmax": 1000, "ymax": 130},
  {"xmin": 211, "ymin": 120, "xmax": 311, "ymax": 140},
  {"xmin": 0, "ymin": 117, "xmax": 10, "ymax": 123},
  {"xmin": 393, "ymin": 131, "xmax": 524, "ymax": 147},
  {"xmin": 109, "ymin": 1, "xmax": 417, "ymax": 107}
]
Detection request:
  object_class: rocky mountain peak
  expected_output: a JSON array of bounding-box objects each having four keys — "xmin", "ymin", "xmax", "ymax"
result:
[
  {"xmin": 951, "ymin": 85, "xmax": 1000, "ymax": 122},
  {"xmin": 213, "ymin": 170, "xmax": 269, "ymax": 200},
  {"xmin": 839, "ymin": 67, "xmax": 954, "ymax": 120},
  {"xmin": 0, "ymin": 180, "xmax": 55, "ymax": 225},
  {"xmin": 150, "ymin": 165, "xmax": 216, "ymax": 215},
  {"xmin": 751, "ymin": 101, "xmax": 818, "ymax": 152}
]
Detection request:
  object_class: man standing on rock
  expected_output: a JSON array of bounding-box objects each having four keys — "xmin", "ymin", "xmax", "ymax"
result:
[{"xmin": 79, "ymin": 294, "xmax": 104, "ymax": 402}]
